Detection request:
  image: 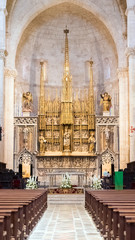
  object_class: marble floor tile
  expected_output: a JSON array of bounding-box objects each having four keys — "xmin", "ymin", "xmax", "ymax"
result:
[{"xmin": 28, "ymin": 204, "xmax": 103, "ymax": 240}]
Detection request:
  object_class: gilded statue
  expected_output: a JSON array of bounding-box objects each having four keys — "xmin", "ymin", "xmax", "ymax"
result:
[
  {"xmin": 22, "ymin": 92, "xmax": 33, "ymax": 112},
  {"xmin": 63, "ymin": 126, "xmax": 71, "ymax": 151},
  {"xmin": 88, "ymin": 131, "xmax": 96, "ymax": 153},
  {"xmin": 100, "ymin": 92, "xmax": 112, "ymax": 112},
  {"xmin": 39, "ymin": 132, "xmax": 46, "ymax": 153}
]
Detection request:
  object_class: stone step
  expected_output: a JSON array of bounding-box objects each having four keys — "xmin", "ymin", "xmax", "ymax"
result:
[
  {"xmin": 48, "ymin": 194, "xmax": 85, "ymax": 205},
  {"xmin": 49, "ymin": 202, "xmax": 84, "ymax": 205}
]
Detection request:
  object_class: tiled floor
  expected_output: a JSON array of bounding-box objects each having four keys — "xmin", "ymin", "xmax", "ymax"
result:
[{"xmin": 28, "ymin": 205, "xmax": 103, "ymax": 240}]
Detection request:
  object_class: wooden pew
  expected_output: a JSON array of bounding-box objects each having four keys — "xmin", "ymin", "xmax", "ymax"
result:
[
  {"xmin": 85, "ymin": 189, "xmax": 135, "ymax": 240},
  {"xmin": 0, "ymin": 189, "xmax": 48, "ymax": 240}
]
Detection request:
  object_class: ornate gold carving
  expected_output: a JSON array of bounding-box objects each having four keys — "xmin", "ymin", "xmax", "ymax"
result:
[
  {"xmin": 88, "ymin": 60, "xmax": 95, "ymax": 130},
  {"xmin": 39, "ymin": 132, "xmax": 46, "ymax": 153},
  {"xmin": 38, "ymin": 30, "xmax": 96, "ymax": 155},
  {"xmin": 37, "ymin": 157, "xmax": 96, "ymax": 169},
  {"xmin": 63, "ymin": 125, "xmax": 71, "ymax": 152},
  {"xmin": 39, "ymin": 62, "xmax": 45, "ymax": 115},
  {"xmin": 88, "ymin": 131, "xmax": 96, "ymax": 153},
  {"xmin": 60, "ymin": 28, "xmax": 73, "ymax": 125}
]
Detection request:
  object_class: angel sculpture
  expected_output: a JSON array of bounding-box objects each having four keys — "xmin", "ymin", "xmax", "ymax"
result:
[
  {"xmin": 100, "ymin": 92, "xmax": 112, "ymax": 112},
  {"xmin": 22, "ymin": 92, "xmax": 33, "ymax": 112}
]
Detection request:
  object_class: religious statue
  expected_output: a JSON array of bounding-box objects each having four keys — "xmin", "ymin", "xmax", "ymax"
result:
[
  {"xmin": 63, "ymin": 126, "xmax": 71, "ymax": 151},
  {"xmin": 100, "ymin": 92, "xmax": 112, "ymax": 112},
  {"xmin": 88, "ymin": 131, "xmax": 96, "ymax": 153},
  {"xmin": 39, "ymin": 132, "xmax": 46, "ymax": 153},
  {"xmin": 105, "ymin": 126, "xmax": 110, "ymax": 147},
  {"xmin": 22, "ymin": 92, "xmax": 33, "ymax": 112},
  {"xmin": 23, "ymin": 125, "xmax": 29, "ymax": 148}
]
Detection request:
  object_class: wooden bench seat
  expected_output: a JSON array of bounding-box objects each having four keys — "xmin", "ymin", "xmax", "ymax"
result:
[
  {"xmin": 85, "ymin": 189, "xmax": 135, "ymax": 240},
  {"xmin": 0, "ymin": 189, "xmax": 47, "ymax": 240}
]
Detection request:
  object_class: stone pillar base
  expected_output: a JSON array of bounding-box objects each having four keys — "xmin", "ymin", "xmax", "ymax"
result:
[
  {"xmin": 23, "ymin": 112, "xmax": 30, "ymax": 117},
  {"xmin": 103, "ymin": 111, "xmax": 110, "ymax": 116}
]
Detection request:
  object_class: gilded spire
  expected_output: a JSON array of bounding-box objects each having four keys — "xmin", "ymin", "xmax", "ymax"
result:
[
  {"xmin": 60, "ymin": 28, "xmax": 73, "ymax": 124},
  {"xmin": 39, "ymin": 62, "xmax": 45, "ymax": 115},
  {"xmin": 64, "ymin": 27, "xmax": 69, "ymax": 75},
  {"xmin": 88, "ymin": 59, "xmax": 95, "ymax": 130},
  {"xmin": 89, "ymin": 60, "xmax": 95, "ymax": 114},
  {"xmin": 61, "ymin": 27, "xmax": 72, "ymax": 103}
]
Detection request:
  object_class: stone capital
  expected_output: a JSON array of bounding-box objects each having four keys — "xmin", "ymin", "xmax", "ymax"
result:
[
  {"xmin": 0, "ymin": 8, "xmax": 8, "ymax": 15},
  {"xmin": 4, "ymin": 68, "xmax": 17, "ymax": 79},
  {"xmin": 125, "ymin": 6, "xmax": 135, "ymax": 15},
  {"xmin": 125, "ymin": 47, "xmax": 135, "ymax": 58},
  {"xmin": 0, "ymin": 49, "xmax": 6, "ymax": 59},
  {"xmin": 117, "ymin": 68, "xmax": 128, "ymax": 79}
]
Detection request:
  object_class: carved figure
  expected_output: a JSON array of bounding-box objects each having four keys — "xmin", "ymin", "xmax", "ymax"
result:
[
  {"xmin": 63, "ymin": 126, "xmax": 71, "ymax": 151},
  {"xmin": 39, "ymin": 132, "xmax": 46, "ymax": 153},
  {"xmin": 23, "ymin": 125, "xmax": 29, "ymax": 148},
  {"xmin": 88, "ymin": 131, "xmax": 96, "ymax": 153},
  {"xmin": 105, "ymin": 126, "xmax": 110, "ymax": 147},
  {"xmin": 100, "ymin": 92, "xmax": 112, "ymax": 112},
  {"xmin": 22, "ymin": 92, "xmax": 33, "ymax": 112}
]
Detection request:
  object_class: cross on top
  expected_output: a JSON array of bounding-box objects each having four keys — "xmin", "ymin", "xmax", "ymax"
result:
[{"xmin": 64, "ymin": 26, "xmax": 69, "ymax": 34}]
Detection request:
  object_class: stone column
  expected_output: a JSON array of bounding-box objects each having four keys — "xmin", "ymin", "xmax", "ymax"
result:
[
  {"xmin": 0, "ymin": 6, "xmax": 7, "ymax": 163},
  {"xmin": 117, "ymin": 68, "xmax": 129, "ymax": 169},
  {"xmin": 0, "ymin": 50, "xmax": 5, "ymax": 163},
  {"xmin": 4, "ymin": 68, "xmax": 17, "ymax": 169},
  {"xmin": 126, "ymin": 2, "xmax": 135, "ymax": 162}
]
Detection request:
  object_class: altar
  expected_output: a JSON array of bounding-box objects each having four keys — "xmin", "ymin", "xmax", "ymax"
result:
[
  {"xmin": 36, "ymin": 154, "xmax": 97, "ymax": 186},
  {"xmin": 47, "ymin": 171, "xmax": 85, "ymax": 187},
  {"xmin": 13, "ymin": 28, "xmax": 119, "ymax": 182}
]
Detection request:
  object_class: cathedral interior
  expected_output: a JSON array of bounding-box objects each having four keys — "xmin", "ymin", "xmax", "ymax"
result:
[
  {"xmin": 0, "ymin": 0, "xmax": 134, "ymax": 184},
  {"xmin": 1, "ymin": 1, "xmax": 135, "ymax": 240}
]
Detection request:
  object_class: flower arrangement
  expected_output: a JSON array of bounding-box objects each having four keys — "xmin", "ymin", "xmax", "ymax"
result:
[
  {"xmin": 26, "ymin": 176, "xmax": 38, "ymax": 189},
  {"xmin": 91, "ymin": 175, "xmax": 102, "ymax": 190},
  {"xmin": 60, "ymin": 173, "xmax": 72, "ymax": 189}
]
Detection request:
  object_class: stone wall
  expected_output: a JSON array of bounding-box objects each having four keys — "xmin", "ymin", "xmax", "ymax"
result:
[{"xmin": 15, "ymin": 3, "xmax": 118, "ymax": 116}]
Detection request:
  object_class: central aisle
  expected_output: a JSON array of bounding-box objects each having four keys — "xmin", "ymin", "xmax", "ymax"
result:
[{"xmin": 28, "ymin": 204, "xmax": 103, "ymax": 240}]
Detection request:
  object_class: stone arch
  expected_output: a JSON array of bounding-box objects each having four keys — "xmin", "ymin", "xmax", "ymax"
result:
[
  {"xmin": 6, "ymin": 0, "xmax": 127, "ymax": 69},
  {"xmin": 100, "ymin": 148, "xmax": 115, "ymax": 166},
  {"xmin": 18, "ymin": 148, "xmax": 33, "ymax": 168}
]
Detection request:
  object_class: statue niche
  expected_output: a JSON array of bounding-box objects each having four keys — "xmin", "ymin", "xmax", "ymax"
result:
[{"xmin": 63, "ymin": 125, "xmax": 71, "ymax": 152}]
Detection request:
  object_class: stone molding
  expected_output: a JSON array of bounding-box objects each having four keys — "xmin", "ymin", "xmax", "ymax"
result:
[
  {"xmin": 14, "ymin": 117, "xmax": 37, "ymax": 125},
  {"xmin": 125, "ymin": 47, "xmax": 135, "ymax": 57},
  {"xmin": 117, "ymin": 67, "xmax": 128, "ymax": 79},
  {"xmin": 37, "ymin": 156, "xmax": 96, "ymax": 169},
  {"xmin": 4, "ymin": 68, "xmax": 17, "ymax": 78},
  {"xmin": 96, "ymin": 116, "xmax": 119, "ymax": 125}
]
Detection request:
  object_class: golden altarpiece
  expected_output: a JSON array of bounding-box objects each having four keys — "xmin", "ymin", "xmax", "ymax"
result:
[{"xmin": 14, "ymin": 29, "xmax": 119, "ymax": 185}]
